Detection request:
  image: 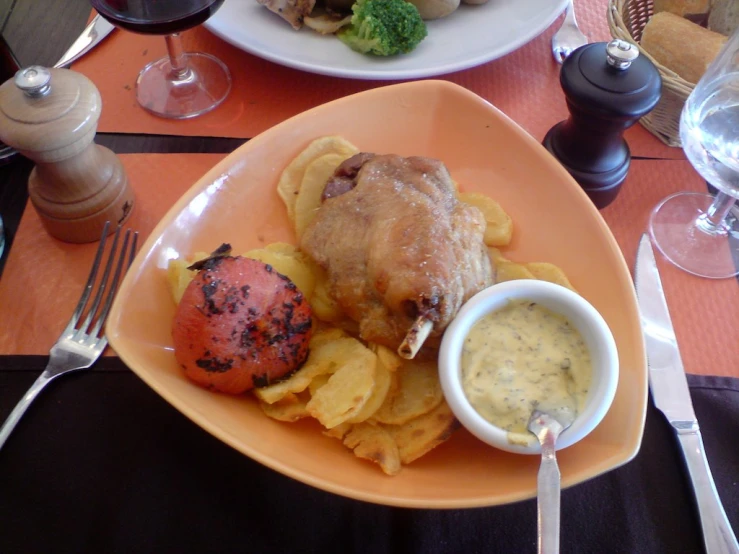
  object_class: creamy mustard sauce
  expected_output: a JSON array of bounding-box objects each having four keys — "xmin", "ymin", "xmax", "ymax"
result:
[{"xmin": 461, "ymin": 299, "xmax": 592, "ymax": 442}]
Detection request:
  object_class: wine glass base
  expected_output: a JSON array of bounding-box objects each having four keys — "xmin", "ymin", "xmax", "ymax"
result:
[
  {"xmin": 649, "ymin": 191, "xmax": 739, "ymax": 279},
  {"xmin": 136, "ymin": 52, "xmax": 231, "ymax": 119}
]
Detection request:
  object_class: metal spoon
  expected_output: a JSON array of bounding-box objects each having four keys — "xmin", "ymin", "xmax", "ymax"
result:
[
  {"xmin": 528, "ymin": 408, "xmax": 575, "ymax": 554},
  {"xmin": 551, "ymin": 0, "xmax": 588, "ymax": 64}
]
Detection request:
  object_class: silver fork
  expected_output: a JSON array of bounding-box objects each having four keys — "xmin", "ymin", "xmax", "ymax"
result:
[
  {"xmin": 551, "ymin": 0, "xmax": 588, "ymax": 64},
  {"xmin": 0, "ymin": 222, "xmax": 138, "ymax": 451}
]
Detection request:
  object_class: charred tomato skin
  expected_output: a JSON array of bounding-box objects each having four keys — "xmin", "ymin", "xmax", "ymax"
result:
[{"xmin": 172, "ymin": 256, "xmax": 313, "ymax": 394}]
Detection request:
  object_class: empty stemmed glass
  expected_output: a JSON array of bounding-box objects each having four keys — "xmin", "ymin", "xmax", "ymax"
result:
[
  {"xmin": 90, "ymin": 0, "xmax": 231, "ymax": 119},
  {"xmin": 649, "ymin": 26, "xmax": 739, "ymax": 279}
]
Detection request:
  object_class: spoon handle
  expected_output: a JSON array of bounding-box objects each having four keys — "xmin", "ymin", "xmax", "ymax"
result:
[{"xmin": 537, "ymin": 432, "xmax": 561, "ymax": 554}]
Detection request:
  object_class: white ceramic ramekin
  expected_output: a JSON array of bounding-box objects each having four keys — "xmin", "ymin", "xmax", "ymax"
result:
[{"xmin": 438, "ymin": 279, "xmax": 619, "ymax": 455}]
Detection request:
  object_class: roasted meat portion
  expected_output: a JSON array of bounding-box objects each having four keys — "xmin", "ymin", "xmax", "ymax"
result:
[
  {"xmin": 257, "ymin": 0, "xmax": 316, "ymax": 29},
  {"xmin": 300, "ymin": 153, "xmax": 494, "ymax": 357}
]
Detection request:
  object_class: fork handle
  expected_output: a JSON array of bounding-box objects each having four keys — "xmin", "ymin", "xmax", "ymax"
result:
[{"xmin": 0, "ymin": 370, "xmax": 57, "ymax": 451}]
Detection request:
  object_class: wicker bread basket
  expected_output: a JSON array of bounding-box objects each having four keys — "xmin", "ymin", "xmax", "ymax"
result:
[{"xmin": 607, "ymin": 0, "xmax": 696, "ymax": 147}]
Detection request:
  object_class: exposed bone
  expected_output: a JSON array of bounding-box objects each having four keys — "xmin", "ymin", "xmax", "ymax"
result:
[{"xmin": 398, "ymin": 317, "xmax": 434, "ymax": 359}]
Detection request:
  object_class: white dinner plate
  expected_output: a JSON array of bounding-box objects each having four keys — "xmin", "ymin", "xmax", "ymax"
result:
[{"xmin": 204, "ymin": 0, "xmax": 568, "ymax": 80}]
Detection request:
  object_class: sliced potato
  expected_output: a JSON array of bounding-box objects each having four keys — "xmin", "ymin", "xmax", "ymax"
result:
[
  {"xmin": 263, "ymin": 242, "xmax": 299, "ymax": 256},
  {"xmin": 347, "ymin": 351, "xmax": 394, "ymax": 423},
  {"xmin": 309, "ymin": 326, "xmax": 348, "ymax": 349},
  {"xmin": 295, "ymin": 153, "xmax": 348, "ymax": 238},
  {"xmin": 255, "ymin": 336, "xmax": 366, "ymax": 403},
  {"xmin": 277, "ymin": 136, "xmax": 359, "ymax": 222},
  {"xmin": 308, "ymin": 373, "xmax": 331, "ymax": 397},
  {"xmin": 259, "ymin": 392, "xmax": 311, "ymax": 422},
  {"xmin": 495, "ymin": 259, "xmax": 536, "ymax": 282},
  {"xmin": 253, "ymin": 361, "xmax": 335, "ymax": 404},
  {"xmin": 166, "ymin": 258, "xmax": 194, "ymax": 305},
  {"xmin": 525, "ymin": 262, "xmax": 577, "ymax": 292},
  {"xmin": 371, "ymin": 359, "xmax": 443, "ymax": 426},
  {"xmin": 166, "ymin": 251, "xmax": 209, "ymax": 305},
  {"xmin": 323, "ymin": 422, "xmax": 352, "ymax": 440},
  {"xmin": 371, "ymin": 344, "xmax": 402, "ymax": 372},
  {"xmin": 343, "ymin": 423, "xmax": 402, "ymax": 476},
  {"xmin": 386, "ymin": 400, "xmax": 459, "ymax": 465},
  {"xmin": 306, "ymin": 345, "xmax": 377, "ymax": 428},
  {"xmin": 458, "ymin": 192, "xmax": 513, "ymax": 247}
]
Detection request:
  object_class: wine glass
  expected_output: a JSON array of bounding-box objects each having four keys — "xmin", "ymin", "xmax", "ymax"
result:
[
  {"xmin": 649, "ymin": 26, "xmax": 739, "ymax": 279},
  {"xmin": 90, "ymin": 0, "xmax": 231, "ymax": 119}
]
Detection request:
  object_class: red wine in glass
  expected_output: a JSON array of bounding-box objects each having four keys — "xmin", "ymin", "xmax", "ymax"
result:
[{"xmin": 90, "ymin": 0, "xmax": 231, "ymax": 119}]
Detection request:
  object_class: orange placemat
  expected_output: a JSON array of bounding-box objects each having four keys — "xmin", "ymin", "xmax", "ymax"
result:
[
  {"xmin": 0, "ymin": 153, "xmax": 735, "ymax": 376},
  {"xmin": 71, "ymin": 0, "xmax": 683, "ymax": 160}
]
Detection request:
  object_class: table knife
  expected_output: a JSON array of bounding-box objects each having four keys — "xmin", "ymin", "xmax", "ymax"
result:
[
  {"xmin": 634, "ymin": 234, "xmax": 739, "ymax": 554},
  {"xmin": 53, "ymin": 14, "xmax": 114, "ymax": 69}
]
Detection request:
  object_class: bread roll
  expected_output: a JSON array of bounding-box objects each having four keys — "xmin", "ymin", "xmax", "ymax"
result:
[
  {"xmin": 641, "ymin": 12, "xmax": 727, "ymax": 84},
  {"xmin": 653, "ymin": 0, "xmax": 710, "ymax": 18},
  {"xmin": 708, "ymin": 0, "xmax": 739, "ymax": 36}
]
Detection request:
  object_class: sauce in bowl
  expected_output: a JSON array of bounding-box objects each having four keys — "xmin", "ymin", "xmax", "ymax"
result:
[{"xmin": 460, "ymin": 299, "xmax": 592, "ymax": 442}]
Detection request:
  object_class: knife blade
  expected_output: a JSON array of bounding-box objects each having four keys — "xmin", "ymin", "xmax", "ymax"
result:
[
  {"xmin": 53, "ymin": 14, "xmax": 115, "ymax": 69},
  {"xmin": 635, "ymin": 234, "xmax": 739, "ymax": 554}
]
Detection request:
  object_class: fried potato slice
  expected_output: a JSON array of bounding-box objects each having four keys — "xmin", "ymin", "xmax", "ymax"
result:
[
  {"xmin": 253, "ymin": 336, "xmax": 361, "ymax": 403},
  {"xmin": 243, "ymin": 247, "xmax": 316, "ymax": 300},
  {"xmin": 525, "ymin": 262, "xmax": 577, "ymax": 292},
  {"xmin": 295, "ymin": 152, "xmax": 349, "ymax": 238},
  {"xmin": 371, "ymin": 359, "xmax": 443, "ymax": 426},
  {"xmin": 309, "ymin": 326, "xmax": 349, "ymax": 348},
  {"xmin": 371, "ymin": 344, "xmax": 402, "ymax": 372},
  {"xmin": 385, "ymin": 401, "xmax": 459, "ymax": 465},
  {"xmin": 166, "ymin": 258, "xmax": 194, "ymax": 305},
  {"xmin": 343, "ymin": 423, "xmax": 402, "ymax": 476},
  {"xmin": 259, "ymin": 392, "xmax": 311, "ymax": 422},
  {"xmin": 277, "ymin": 136, "xmax": 359, "ymax": 222},
  {"xmin": 323, "ymin": 422, "xmax": 352, "ymax": 440},
  {"xmin": 347, "ymin": 350, "xmax": 394, "ymax": 423},
  {"xmin": 495, "ymin": 259, "xmax": 536, "ymax": 282},
  {"xmin": 306, "ymin": 344, "xmax": 377, "ymax": 428},
  {"xmin": 458, "ymin": 192, "xmax": 513, "ymax": 247},
  {"xmin": 308, "ymin": 373, "xmax": 331, "ymax": 397},
  {"xmin": 166, "ymin": 251, "xmax": 209, "ymax": 304},
  {"xmin": 253, "ymin": 362, "xmax": 334, "ymax": 404},
  {"xmin": 263, "ymin": 241, "xmax": 299, "ymax": 256}
]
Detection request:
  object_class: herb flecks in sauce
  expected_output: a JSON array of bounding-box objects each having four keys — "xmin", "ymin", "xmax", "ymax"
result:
[{"xmin": 461, "ymin": 299, "xmax": 592, "ymax": 442}]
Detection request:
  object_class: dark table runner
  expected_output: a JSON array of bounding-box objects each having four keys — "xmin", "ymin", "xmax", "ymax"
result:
[{"xmin": 0, "ymin": 358, "xmax": 736, "ymax": 554}]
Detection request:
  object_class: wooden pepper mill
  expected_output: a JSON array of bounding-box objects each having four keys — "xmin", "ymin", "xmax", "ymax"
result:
[
  {"xmin": 543, "ymin": 40, "xmax": 662, "ymax": 209},
  {"xmin": 0, "ymin": 65, "xmax": 134, "ymax": 242}
]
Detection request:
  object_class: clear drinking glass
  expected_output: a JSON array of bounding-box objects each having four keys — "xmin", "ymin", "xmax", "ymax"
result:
[
  {"xmin": 90, "ymin": 0, "xmax": 231, "ymax": 119},
  {"xmin": 649, "ymin": 26, "xmax": 739, "ymax": 279}
]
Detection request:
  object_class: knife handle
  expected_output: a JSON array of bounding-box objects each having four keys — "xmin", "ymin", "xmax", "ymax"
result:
[{"xmin": 675, "ymin": 425, "xmax": 739, "ymax": 554}]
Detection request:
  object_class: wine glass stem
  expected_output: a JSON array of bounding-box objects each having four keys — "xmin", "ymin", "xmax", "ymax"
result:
[
  {"xmin": 165, "ymin": 33, "xmax": 191, "ymax": 80},
  {"xmin": 696, "ymin": 191, "xmax": 735, "ymax": 236}
]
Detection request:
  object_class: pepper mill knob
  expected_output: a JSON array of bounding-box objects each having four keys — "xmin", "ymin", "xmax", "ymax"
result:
[
  {"xmin": 0, "ymin": 66, "xmax": 134, "ymax": 243},
  {"xmin": 543, "ymin": 40, "xmax": 662, "ymax": 208}
]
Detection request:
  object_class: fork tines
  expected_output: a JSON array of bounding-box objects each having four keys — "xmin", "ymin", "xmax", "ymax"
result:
[{"xmin": 63, "ymin": 222, "xmax": 139, "ymax": 343}]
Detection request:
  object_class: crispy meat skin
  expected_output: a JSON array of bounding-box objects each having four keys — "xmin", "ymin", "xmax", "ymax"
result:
[{"xmin": 301, "ymin": 153, "xmax": 494, "ymax": 350}]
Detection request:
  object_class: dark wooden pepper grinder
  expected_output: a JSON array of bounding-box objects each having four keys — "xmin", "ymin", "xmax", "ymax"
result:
[{"xmin": 543, "ymin": 39, "xmax": 662, "ymax": 208}]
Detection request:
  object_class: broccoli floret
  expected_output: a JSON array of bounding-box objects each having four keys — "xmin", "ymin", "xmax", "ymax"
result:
[{"xmin": 337, "ymin": 0, "xmax": 427, "ymax": 56}]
